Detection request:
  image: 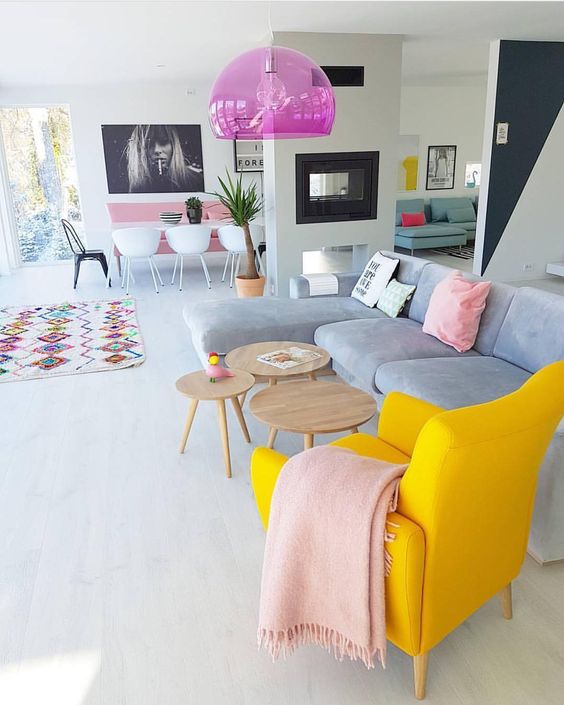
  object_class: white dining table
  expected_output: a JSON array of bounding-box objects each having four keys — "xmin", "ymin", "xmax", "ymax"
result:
[{"xmin": 105, "ymin": 218, "xmax": 264, "ymax": 288}]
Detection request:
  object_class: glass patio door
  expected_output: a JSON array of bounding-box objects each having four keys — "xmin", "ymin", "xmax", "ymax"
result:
[{"xmin": 0, "ymin": 105, "xmax": 83, "ymax": 264}]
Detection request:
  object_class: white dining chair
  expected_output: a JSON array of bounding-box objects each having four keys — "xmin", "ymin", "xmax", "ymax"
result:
[
  {"xmin": 165, "ymin": 225, "xmax": 212, "ymax": 291},
  {"xmin": 111, "ymin": 227, "xmax": 164, "ymax": 294},
  {"xmin": 218, "ymin": 224, "xmax": 264, "ymax": 287}
]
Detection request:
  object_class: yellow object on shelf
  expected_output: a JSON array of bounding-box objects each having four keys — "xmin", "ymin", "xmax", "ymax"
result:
[{"xmin": 402, "ymin": 155, "xmax": 419, "ymax": 191}]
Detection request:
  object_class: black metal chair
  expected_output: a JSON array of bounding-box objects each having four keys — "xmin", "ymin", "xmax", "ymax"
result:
[{"xmin": 61, "ymin": 219, "xmax": 110, "ymax": 288}]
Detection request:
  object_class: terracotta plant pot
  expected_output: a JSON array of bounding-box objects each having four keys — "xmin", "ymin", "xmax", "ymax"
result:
[{"xmin": 235, "ymin": 275, "xmax": 265, "ymax": 298}]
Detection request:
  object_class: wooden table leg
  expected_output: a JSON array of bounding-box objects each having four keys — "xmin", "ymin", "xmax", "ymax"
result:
[
  {"xmin": 267, "ymin": 427, "xmax": 278, "ymax": 449},
  {"xmin": 350, "ymin": 426, "xmax": 359, "ymax": 434},
  {"xmin": 308, "ymin": 371, "xmax": 317, "ymax": 381},
  {"xmin": 239, "ymin": 391, "xmax": 248, "ymax": 408},
  {"xmin": 304, "ymin": 433, "xmax": 314, "ymax": 450},
  {"xmin": 269, "ymin": 377, "xmax": 277, "ymax": 386},
  {"xmin": 179, "ymin": 399, "xmax": 199, "ymax": 454},
  {"xmin": 231, "ymin": 395, "xmax": 251, "ymax": 443},
  {"xmin": 216, "ymin": 399, "xmax": 232, "ymax": 479}
]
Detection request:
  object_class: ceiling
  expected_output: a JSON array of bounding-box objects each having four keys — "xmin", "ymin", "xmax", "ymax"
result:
[{"xmin": 0, "ymin": 1, "xmax": 563, "ymax": 87}]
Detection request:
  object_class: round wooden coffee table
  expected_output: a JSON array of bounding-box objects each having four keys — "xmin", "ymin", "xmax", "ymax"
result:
[
  {"xmin": 249, "ymin": 380, "xmax": 377, "ymax": 451},
  {"xmin": 175, "ymin": 369, "xmax": 255, "ymax": 478},
  {"xmin": 225, "ymin": 341, "xmax": 330, "ymax": 407}
]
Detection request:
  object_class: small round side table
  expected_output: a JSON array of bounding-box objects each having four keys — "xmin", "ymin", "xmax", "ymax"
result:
[
  {"xmin": 175, "ymin": 369, "xmax": 255, "ymax": 478},
  {"xmin": 250, "ymin": 380, "xmax": 377, "ymax": 451},
  {"xmin": 225, "ymin": 341, "xmax": 331, "ymax": 407}
]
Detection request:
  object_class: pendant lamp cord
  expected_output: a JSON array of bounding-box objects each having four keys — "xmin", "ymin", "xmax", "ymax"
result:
[{"xmin": 267, "ymin": 1, "xmax": 274, "ymax": 45}]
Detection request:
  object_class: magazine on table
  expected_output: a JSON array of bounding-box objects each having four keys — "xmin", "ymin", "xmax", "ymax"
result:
[{"xmin": 257, "ymin": 347, "xmax": 322, "ymax": 370}]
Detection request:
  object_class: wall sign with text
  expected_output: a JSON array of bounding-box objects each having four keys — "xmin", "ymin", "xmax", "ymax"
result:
[
  {"xmin": 234, "ymin": 140, "xmax": 263, "ymax": 172},
  {"xmin": 496, "ymin": 122, "xmax": 509, "ymax": 145}
]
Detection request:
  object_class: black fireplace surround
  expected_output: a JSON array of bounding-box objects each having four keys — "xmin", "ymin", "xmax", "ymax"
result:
[{"xmin": 295, "ymin": 151, "xmax": 379, "ymax": 224}]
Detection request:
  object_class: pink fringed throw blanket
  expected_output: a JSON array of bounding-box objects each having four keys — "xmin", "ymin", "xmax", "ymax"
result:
[{"xmin": 258, "ymin": 445, "xmax": 407, "ymax": 668}]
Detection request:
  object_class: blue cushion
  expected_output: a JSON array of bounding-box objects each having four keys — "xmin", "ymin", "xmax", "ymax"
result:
[
  {"xmin": 445, "ymin": 221, "xmax": 477, "ymax": 232},
  {"xmin": 396, "ymin": 198, "xmax": 424, "ymax": 213},
  {"xmin": 493, "ymin": 287, "xmax": 564, "ymax": 373},
  {"xmin": 408, "ymin": 263, "xmax": 468, "ymax": 323},
  {"xmin": 430, "ymin": 197, "xmax": 475, "ymax": 222},
  {"xmin": 446, "ymin": 206, "xmax": 477, "ymax": 224}
]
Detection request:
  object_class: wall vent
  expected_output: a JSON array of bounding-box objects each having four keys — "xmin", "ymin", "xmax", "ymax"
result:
[{"xmin": 321, "ymin": 66, "xmax": 364, "ymax": 87}]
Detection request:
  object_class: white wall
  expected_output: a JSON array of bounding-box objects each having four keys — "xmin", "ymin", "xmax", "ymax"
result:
[
  {"xmin": 0, "ymin": 81, "xmax": 256, "ymax": 251},
  {"xmin": 265, "ymin": 32, "xmax": 403, "ymax": 297},
  {"xmin": 399, "ymin": 83, "xmax": 487, "ymax": 200},
  {"xmin": 482, "ymin": 105, "xmax": 564, "ymax": 280},
  {"xmin": 475, "ymin": 39, "xmax": 564, "ymax": 281}
]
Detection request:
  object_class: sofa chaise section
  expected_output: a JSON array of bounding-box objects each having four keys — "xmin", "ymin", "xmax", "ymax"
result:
[
  {"xmin": 395, "ymin": 225, "xmax": 467, "ymax": 254},
  {"xmin": 183, "ymin": 296, "xmax": 389, "ymax": 364},
  {"xmin": 184, "ymin": 250, "xmax": 430, "ymax": 364}
]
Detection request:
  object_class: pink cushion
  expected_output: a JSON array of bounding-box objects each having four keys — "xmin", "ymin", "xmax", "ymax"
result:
[
  {"xmin": 422, "ymin": 271, "xmax": 492, "ymax": 353},
  {"xmin": 401, "ymin": 211, "xmax": 425, "ymax": 227},
  {"xmin": 202, "ymin": 200, "xmax": 231, "ymax": 221}
]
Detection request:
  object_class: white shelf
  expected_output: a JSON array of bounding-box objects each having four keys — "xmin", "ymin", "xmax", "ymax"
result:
[{"xmin": 546, "ymin": 262, "xmax": 564, "ymax": 278}]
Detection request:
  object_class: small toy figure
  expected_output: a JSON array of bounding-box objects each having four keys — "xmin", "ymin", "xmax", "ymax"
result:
[{"xmin": 205, "ymin": 351, "xmax": 235, "ymax": 383}]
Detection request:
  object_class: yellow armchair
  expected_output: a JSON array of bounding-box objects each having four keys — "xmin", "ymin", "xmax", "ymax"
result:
[{"xmin": 250, "ymin": 362, "xmax": 564, "ymax": 699}]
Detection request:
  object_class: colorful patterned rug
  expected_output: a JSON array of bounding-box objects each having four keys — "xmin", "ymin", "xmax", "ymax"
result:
[{"xmin": 0, "ymin": 298, "xmax": 145, "ymax": 383}]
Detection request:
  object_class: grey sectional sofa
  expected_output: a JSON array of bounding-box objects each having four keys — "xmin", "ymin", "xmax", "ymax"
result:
[{"xmin": 184, "ymin": 251, "xmax": 564, "ymax": 563}]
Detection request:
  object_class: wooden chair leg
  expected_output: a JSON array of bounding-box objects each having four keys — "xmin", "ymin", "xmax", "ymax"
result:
[
  {"xmin": 500, "ymin": 583, "xmax": 512, "ymax": 619},
  {"xmin": 413, "ymin": 652, "xmax": 429, "ymax": 700}
]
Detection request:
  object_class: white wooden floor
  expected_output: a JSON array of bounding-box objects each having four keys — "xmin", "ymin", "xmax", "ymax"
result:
[{"xmin": 0, "ymin": 253, "xmax": 563, "ymax": 705}]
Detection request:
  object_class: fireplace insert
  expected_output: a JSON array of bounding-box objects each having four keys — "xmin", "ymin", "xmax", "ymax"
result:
[{"xmin": 295, "ymin": 151, "xmax": 379, "ymax": 224}]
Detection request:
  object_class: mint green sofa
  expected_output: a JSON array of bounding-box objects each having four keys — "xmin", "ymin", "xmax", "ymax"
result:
[{"xmin": 395, "ymin": 197, "xmax": 477, "ymax": 253}]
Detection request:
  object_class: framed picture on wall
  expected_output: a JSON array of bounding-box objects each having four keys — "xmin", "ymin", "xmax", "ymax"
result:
[
  {"xmin": 234, "ymin": 140, "xmax": 263, "ymax": 172},
  {"xmin": 101, "ymin": 124, "xmax": 204, "ymax": 194},
  {"xmin": 397, "ymin": 135, "xmax": 420, "ymax": 191},
  {"xmin": 426, "ymin": 145, "xmax": 456, "ymax": 190},
  {"xmin": 464, "ymin": 162, "xmax": 481, "ymax": 189}
]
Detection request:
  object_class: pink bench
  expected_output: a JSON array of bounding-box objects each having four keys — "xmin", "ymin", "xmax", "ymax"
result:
[{"xmin": 106, "ymin": 201, "xmax": 231, "ymax": 256}]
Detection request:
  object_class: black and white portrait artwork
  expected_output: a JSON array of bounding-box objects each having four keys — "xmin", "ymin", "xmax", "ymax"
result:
[
  {"xmin": 101, "ymin": 124, "xmax": 204, "ymax": 194},
  {"xmin": 426, "ymin": 145, "xmax": 456, "ymax": 190}
]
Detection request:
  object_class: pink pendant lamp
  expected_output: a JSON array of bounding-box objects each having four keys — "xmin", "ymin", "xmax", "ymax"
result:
[{"xmin": 209, "ymin": 46, "xmax": 336, "ymax": 140}]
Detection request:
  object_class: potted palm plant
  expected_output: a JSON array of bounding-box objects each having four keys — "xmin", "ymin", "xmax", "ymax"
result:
[
  {"xmin": 214, "ymin": 171, "xmax": 265, "ymax": 297},
  {"xmin": 185, "ymin": 196, "xmax": 203, "ymax": 224}
]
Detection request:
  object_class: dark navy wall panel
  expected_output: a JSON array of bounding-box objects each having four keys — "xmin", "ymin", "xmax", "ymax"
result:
[{"xmin": 482, "ymin": 41, "xmax": 564, "ymax": 274}]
